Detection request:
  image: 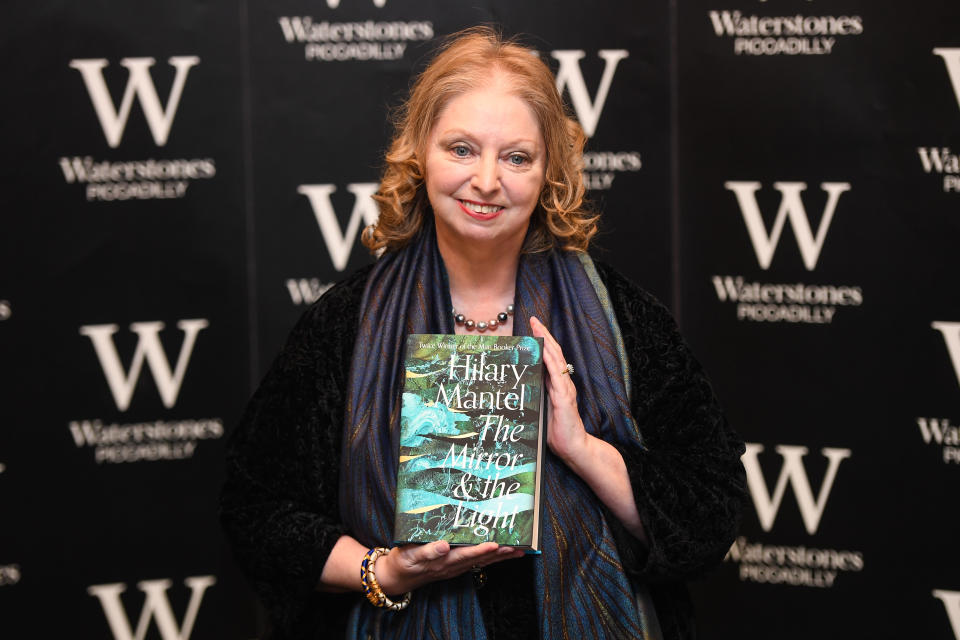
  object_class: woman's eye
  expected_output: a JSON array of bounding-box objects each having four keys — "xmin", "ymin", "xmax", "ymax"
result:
[
  {"xmin": 452, "ymin": 145, "xmax": 470, "ymax": 157},
  {"xmin": 508, "ymin": 154, "xmax": 528, "ymax": 166}
]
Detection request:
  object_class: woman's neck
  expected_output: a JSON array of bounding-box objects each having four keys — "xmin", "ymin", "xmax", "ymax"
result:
[{"xmin": 437, "ymin": 231, "xmax": 523, "ymax": 335}]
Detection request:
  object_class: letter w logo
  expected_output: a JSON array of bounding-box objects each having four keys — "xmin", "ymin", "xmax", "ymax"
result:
[
  {"xmin": 80, "ymin": 319, "xmax": 208, "ymax": 412},
  {"xmin": 741, "ymin": 443, "xmax": 851, "ymax": 535},
  {"xmin": 298, "ymin": 183, "xmax": 379, "ymax": 272},
  {"xmin": 934, "ymin": 48, "xmax": 960, "ymax": 111},
  {"xmin": 88, "ymin": 575, "xmax": 215, "ymax": 640},
  {"xmin": 725, "ymin": 181, "xmax": 851, "ymax": 270},
  {"xmin": 69, "ymin": 57, "xmax": 200, "ymax": 148},
  {"xmin": 934, "ymin": 590, "xmax": 960, "ymax": 640},
  {"xmin": 932, "ymin": 321, "xmax": 960, "ymax": 389},
  {"xmin": 551, "ymin": 50, "xmax": 629, "ymax": 138}
]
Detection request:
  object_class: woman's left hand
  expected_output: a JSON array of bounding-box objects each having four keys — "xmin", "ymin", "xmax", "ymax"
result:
[
  {"xmin": 529, "ymin": 316, "xmax": 588, "ymax": 463},
  {"xmin": 528, "ymin": 316, "xmax": 648, "ymax": 542}
]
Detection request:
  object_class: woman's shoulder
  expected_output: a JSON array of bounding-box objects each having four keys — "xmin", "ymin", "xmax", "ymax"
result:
[
  {"xmin": 274, "ymin": 264, "xmax": 373, "ymax": 371},
  {"xmin": 589, "ymin": 256, "xmax": 677, "ymax": 331},
  {"xmin": 308, "ymin": 263, "xmax": 373, "ymax": 315},
  {"xmin": 293, "ymin": 263, "xmax": 373, "ymax": 333}
]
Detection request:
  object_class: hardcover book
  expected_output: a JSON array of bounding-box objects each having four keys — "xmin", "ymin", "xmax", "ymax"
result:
[{"xmin": 394, "ymin": 333, "xmax": 545, "ymax": 550}]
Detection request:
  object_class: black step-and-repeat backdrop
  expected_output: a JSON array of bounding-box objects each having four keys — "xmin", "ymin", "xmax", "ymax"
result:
[{"xmin": 0, "ymin": 1, "xmax": 956, "ymax": 638}]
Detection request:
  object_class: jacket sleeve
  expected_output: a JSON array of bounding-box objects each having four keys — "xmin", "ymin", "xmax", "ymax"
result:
[
  {"xmin": 596, "ymin": 261, "xmax": 747, "ymax": 583},
  {"xmin": 219, "ymin": 267, "xmax": 370, "ymax": 638}
]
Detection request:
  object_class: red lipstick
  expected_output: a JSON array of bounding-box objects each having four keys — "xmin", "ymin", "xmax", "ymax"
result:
[{"xmin": 457, "ymin": 199, "xmax": 504, "ymax": 221}]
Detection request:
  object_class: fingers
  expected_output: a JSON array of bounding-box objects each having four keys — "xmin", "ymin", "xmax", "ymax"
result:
[
  {"xmin": 489, "ymin": 546, "xmax": 526, "ymax": 565},
  {"xmin": 448, "ymin": 544, "xmax": 524, "ymax": 570},
  {"xmin": 444, "ymin": 541, "xmax": 495, "ymax": 564},
  {"xmin": 530, "ymin": 317, "xmax": 567, "ymax": 376},
  {"xmin": 530, "ymin": 317, "xmax": 576, "ymax": 399},
  {"xmin": 529, "ymin": 317, "xmax": 587, "ymax": 462},
  {"xmin": 529, "ymin": 316, "xmax": 558, "ymax": 350},
  {"xmin": 408, "ymin": 542, "xmax": 521, "ymax": 574},
  {"xmin": 417, "ymin": 540, "xmax": 450, "ymax": 562},
  {"xmin": 471, "ymin": 547, "xmax": 526, "ymax": 570}
]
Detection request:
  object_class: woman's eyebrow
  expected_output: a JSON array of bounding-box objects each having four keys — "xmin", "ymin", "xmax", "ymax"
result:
[{"xmin": 436, "ymin": 129, "xmax": 540, "ymax": 148}]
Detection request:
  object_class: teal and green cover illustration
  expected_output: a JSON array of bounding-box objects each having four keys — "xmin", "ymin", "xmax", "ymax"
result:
[{"xmin": 394, "ymin": 333, "xmax": 545, "ymax": 550}]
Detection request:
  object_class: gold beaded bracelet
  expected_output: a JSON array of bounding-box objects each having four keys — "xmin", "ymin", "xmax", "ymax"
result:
[{"xmin": 360, "ymin": 547, "xmax": 411, "ymax": 611}]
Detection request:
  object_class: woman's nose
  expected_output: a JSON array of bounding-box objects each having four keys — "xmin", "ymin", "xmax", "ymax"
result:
[{"xmin": 470, "ymin": 154, "xmax": 500, "ymax": 193}]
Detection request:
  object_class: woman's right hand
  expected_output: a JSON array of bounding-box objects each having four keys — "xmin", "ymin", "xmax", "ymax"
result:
[{"xmin": 375, "ymin": 541, "xmax": 524, "ymax": 595}]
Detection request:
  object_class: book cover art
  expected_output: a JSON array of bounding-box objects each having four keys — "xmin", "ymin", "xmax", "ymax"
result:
[{"xmin": 394, "ymin": 333, "xmax": 545, "ymax": 550}]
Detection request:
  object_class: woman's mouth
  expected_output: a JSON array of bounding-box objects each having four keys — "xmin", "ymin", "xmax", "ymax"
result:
[{"xmin": 458, "ymin": 199, "xmax": 504, "ymax": 220}]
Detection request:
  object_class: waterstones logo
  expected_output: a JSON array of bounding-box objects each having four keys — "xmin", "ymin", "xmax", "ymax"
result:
[
  {"xmin": 66, "ymin": 57, "xmax": 215, "ymax": 202},
  {"xmin": 552, "ymin": 49, "xmax": 641, "ymax": 191},
  {"xmin": 915, "ymin": 50, "xmax": 960, "ymax": 194},
  {"xmin": 934, "ymin": 321, "xmax": 960, "ymax": 389},
  {"xmin": 935, "ymin": 590, "xmax": 960, "ymax": 640},
  {"xmin": 709, "ymin": 10, "xmax": 862, "ymax": 55},
  {"xmin": 914, "ymin": 322, "xmax": 960, "ymax": 465},
  {"xmin": 81, "ymin": 320, "xmax": 208, "ymax": 411},
  {"xmin": 581, "ymin": 151, "xmax": 641, "ymax": 190},
  {"xmin": 728, "ymin": 443, "xmax": 864, "ymax": 588},
  {"xmin": 725, "ymin": 537, "xmax": 862, "ymax": 588},
  {"xmin": 742, "ymin": 443, "xmax": 850, "ymax": 535},
  {"xmin": 70, "ymin": 57, "xmax": 198, "ymax": 148},
  {"xmin": 935, "ymin": 48, "xmax": 960, "ymax": 112},
  {"xmin": 916, "ymin": 418, "xmax": 960, "ymax": 465},
  {"xmin": 89, "ymin": 575, "xmax": 215, "ymax": 640},
  {"xmin": 714, "ymin": 181, "xmax": 863, "ymax": 324},
  {"xmin": 277, "ymin": 16, "xmax": 432, "ymax": 62},
  {"xmin": 727, "ymin": 181, "xmax": 849, "ymax": 271},
  {"xmin": 553, "ymin": 49, "xmax": 628, "ymax": 139},
  {"xmin": 285, "ymin": 278, "xmax": 334, "ymax": 305},
  {"xmin": 298, "ymin": 183, "xmax": 379, "ymax": 272},
  {"xmin": 59, "ymin": 156, "xmax": 215, "ymax": 202},
  {"xmin": 73, "ymin": 320, "xmax": 222, "ymax": 464},
  {"xmin": 712, "ymin": 277, "xmax": 861, "ymax": 324},
  {"xmin": 69, "ymin": 418, "xmax": 224, "ymax": 464},
  {"xmin": 917, "ymin": 147, "xmax": 960, "ymax": 193}
]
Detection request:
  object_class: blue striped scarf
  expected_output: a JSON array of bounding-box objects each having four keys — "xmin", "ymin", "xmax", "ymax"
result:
[{"xmin": 340, "ymin": 226, "xmax": 659, "ymax": 639}]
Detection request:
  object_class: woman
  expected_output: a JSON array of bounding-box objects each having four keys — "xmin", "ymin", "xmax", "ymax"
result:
[{"xmin": 221, "ymin": 27, "xmax": 746, "ymax": 640}]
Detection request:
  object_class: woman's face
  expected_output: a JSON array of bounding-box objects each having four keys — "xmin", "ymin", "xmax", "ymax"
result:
[{"xmin": 424, "ymin": 74, "xmax": 546, "ymax": 252}]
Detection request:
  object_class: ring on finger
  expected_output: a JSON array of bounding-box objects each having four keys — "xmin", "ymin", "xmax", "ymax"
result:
[{"xmin": 561, "ymin": 363, "xmax": 574, "ymax": 376}]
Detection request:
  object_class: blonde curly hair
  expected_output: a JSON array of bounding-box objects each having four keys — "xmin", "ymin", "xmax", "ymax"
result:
[{"xmin": 363, "ymin": 26, "xmax": 597, "ymax": 255}]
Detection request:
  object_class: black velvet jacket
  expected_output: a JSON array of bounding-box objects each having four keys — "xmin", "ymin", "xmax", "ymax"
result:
[{"xmin": 220, "ymin": 260, "xmax": 746, "ymax": 640}]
